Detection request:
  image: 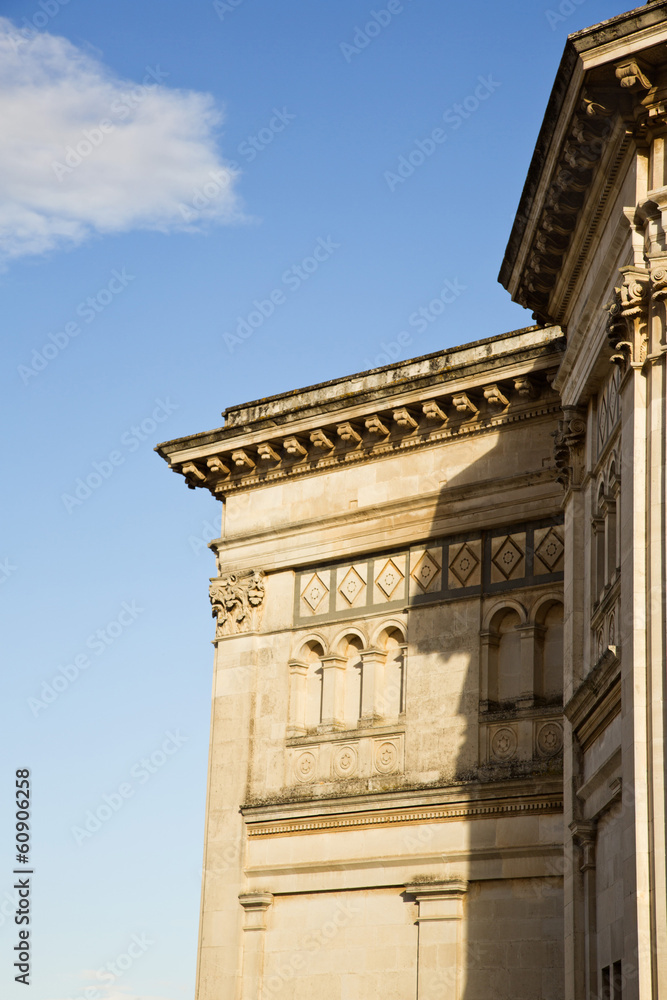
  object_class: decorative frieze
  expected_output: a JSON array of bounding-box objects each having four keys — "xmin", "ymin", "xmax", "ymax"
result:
[
  {"xmin": 481, "ymin": 717, "xmax": 563, "ymax": 765},
  {"xmin": 209, "ymin": 570, "xmax": 266, "ymax": 637},
  {"xmin": 288, "ymin": 732, "xmax": 404, "ymax": 785},
  {"xmin": 294, "ymin": 519, "xmax": 564, "ymax": 625}
]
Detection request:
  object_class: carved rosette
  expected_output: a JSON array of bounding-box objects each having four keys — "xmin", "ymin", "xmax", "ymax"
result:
[
  {"xmin": 209, "ymin": 570, "xmax": 266, "ymax": 637},
  {"xmin": 553, "ymin": 406, "xmax": 587, "ymax": 488}
]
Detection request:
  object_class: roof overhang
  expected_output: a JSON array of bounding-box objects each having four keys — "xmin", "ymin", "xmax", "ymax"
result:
[{"xmin": 499, "ymin": 1, "xmax": 667, "ymax": 325}]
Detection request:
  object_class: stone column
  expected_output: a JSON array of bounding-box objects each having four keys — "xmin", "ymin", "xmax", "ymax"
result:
[
  {"xmin": 479, "ymin": 631, "xmax": 499, "ymax": 711},
  {"xmin": 238, "ymin": 892, "xmax": 273, "ymax": 1000},
  {"xmin": 359, "ymin": 647, "xmax": 387, "ymax": 725},
  {"xmin": 516, "ymin": 624, "xmax": 538, "ymax": 708},
  {"xmin": 405, "ymin": 879, "xmax": 468, "ymax": 1000},
  {"xmin": 319, "ymin": 655, "xmax": 346, "ymax": 731},
  {"xmin": 286, "ymin": 660, "xmax": 308, "ymax": 737},
  {"xmin": 570, "ymin": 822, "xmax": 597, "ymax": 1000}
]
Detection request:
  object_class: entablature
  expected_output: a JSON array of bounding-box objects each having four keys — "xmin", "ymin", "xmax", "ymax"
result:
[{"xmin": 158, "ymin": 339, "xmax": 563, "ymax": 499}]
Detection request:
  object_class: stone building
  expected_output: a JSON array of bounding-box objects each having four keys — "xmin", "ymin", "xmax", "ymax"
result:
[{"xmin": 157, "ymin": 3, "xmax": 667, "ymax": 997}]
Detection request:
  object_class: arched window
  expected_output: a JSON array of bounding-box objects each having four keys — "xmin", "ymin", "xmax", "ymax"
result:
[
  {"xmin": 535, "ymin": 601, "xmax": 564, "ymax": 703},
  {"xmin": 486, "ymin": 608, "xmax": 522, "ymax": 707},
  {"xmin": 287, "ymin": 638, "xmax": 324, "ymax": 737}
]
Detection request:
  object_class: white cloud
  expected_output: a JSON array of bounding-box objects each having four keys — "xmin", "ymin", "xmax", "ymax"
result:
[{"xmin": 0, "ymin": 19, "xmax": 244, "ymax": 265}]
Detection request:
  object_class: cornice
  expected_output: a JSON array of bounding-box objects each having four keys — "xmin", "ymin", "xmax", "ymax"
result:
[
  {"xmin": 163, "ymin": 383, "xmax": 562, "ymax": 500},
  {"xmin": 500, "ymin": 3, "xmax": 667, "ymax": 323},
  {"xmin": 242, "ymin": 782, "xmax": 563, "ymax": 838},
  {"xmin": 564, "ymin": 648, "xmax": 621, "ymax": 751}
]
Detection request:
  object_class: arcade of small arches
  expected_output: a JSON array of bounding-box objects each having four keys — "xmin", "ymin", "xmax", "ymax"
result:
[{"xmin": 287, "ymin": 620, "xmax": 407, "ymax": 738}]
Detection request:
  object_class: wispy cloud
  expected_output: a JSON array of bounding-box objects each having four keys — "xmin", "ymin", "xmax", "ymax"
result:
[{"xmin": 0, "ymin": 18, "xmax": 243, "ymax": 265}]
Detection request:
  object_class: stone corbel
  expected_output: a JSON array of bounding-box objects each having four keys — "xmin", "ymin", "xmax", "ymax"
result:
[
  {"xmin": 483, "ymin": 384, "xmax": 509, "ymax": 408},
  {"xmin": 181, "ymin": 461, "xmax": 207, "ymax": 489},
  {"xmin": 257, "ymin": 442, "xmax": 281, "ymax": 464},
  {"xmin": 393, "ymin": 407, "xmax": 419, "ymax": 430},
  {"xmin": 310, "ymin": 428, "xmax": 334, "ymax": 451},
  {"xmin": 514, "ymin": 376, "xmax": 539, "ymax": 399},
  {"xmin": 337, "ymin": 422, "xmax": 362, "ymax": 445},
  {"xmin": 553, "ymin": 406, "xmax": 586, "ymax": 488},
  {"xmin": 206, "ymin": 455, "xmax": 231, "ymax": 475},
  {"xmin": 422, "ymin": 399, "xmax": 447, "ymax": 424},
  {"xmin": 365, "ymin": 414, "xmax": 389, "ymax": 438},
  {"xmin": 450, "ymin": 392, "xmax": 478, "ymax": 415},
  {"xmin": 232, "ymin": 449, "xmax": 256, "ymax": 469},
  {"xmin": 283, "ymin": 436, "xmax": 308, "ymax": 458},
  {"xmin": 615, "ymin": 59, "xmax": 652, "ymax": 92}
]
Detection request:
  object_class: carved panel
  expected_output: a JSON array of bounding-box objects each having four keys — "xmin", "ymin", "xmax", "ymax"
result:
[
  {"xmin": 448, "ymin": 541, "xmax": 482, "ymax": 589},
  {"xmin": 335, "ymin": 564, "xmax": 367, "ymax": 611},
  {"xmin": 534, "ymin": 527, "xmax": 565, "ymax": 575},
  {"xmin": 490, "ymin": 726, "xmax": 518, "ymax": 762},
  {"xmin": 287, "ymin": 732, "xmax": 404, "ymax": 786},
  {"xmin": 490, "ymin": 533, "xmax": 526, "ymax": 583},
  {"xmin": 596, "ymin": 366, "xmax": 621, "ymax": 458},
  {"xmin": 300, "ymin": 571, "xmax": 331, "ymax": 616},
  {"xmin": 409, "ymin": 547, "xmax": 443, "ymax": 597},
  {"xmin": 536, "ymin": 721, "xmax": 563, "ymax": 758}
]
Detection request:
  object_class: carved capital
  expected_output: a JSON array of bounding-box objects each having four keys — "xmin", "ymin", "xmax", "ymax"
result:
[
  {"xmin": 607, "ymin": 267, "xmax": 650, "ymax": 367},
  {"xmin": 209, "ymin": 570, "xmax": 266, "ymax": 637}
]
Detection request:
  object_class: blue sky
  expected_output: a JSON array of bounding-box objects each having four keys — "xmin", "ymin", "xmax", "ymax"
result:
[{"xmin": 0, "ymin": 1, "xmax": 632, "ymax": 997}]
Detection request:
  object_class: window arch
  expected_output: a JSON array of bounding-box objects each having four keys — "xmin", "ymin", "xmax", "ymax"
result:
[{"xmin": 534, "ymin": 599, "xmax": 564, "ymax": 703}]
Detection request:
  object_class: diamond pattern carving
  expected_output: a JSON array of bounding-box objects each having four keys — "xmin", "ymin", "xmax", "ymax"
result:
[
  {"xmin": 491, "ymin": 536, "xmax": 524, "ymax": 580},
  {"xmin": 375, "ymin": 559, "xmax": 404, "ymax": 599},
  {"xmin": 338, "ymin": 567, "xmax": 365, "ymax": 606},
  {"xmin": 449, "ymin": 543, "xmax": 479, "ymax": 586},
  {"xmin": 535, "ymin": 528, "xmax": 564, "ymax": 572},
  {"xmin": 411, "ymin": 551, "xmax": 441, "ymax": 592},
  {"xmin": 301, "ymin": 573, "xmax": 329, "ymax": 612}
]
